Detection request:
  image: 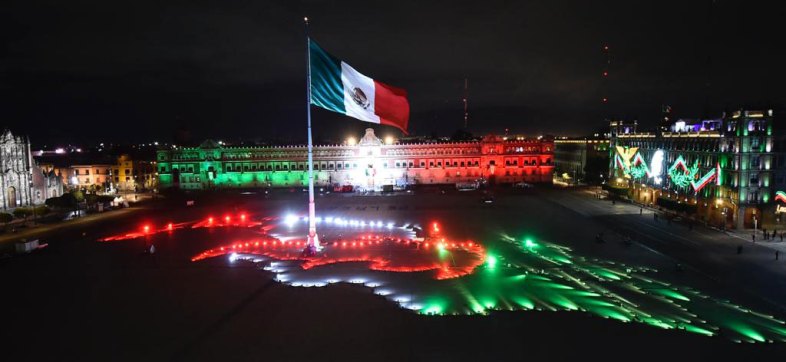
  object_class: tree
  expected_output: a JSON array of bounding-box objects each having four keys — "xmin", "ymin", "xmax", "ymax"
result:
[
  {"xmin": 45, "ymin": 193, "xmax": 78, "ymax": 209},
  {"xmin": 13, "ymin": 208, "xmax": 31, "ymax": 219},
  {"xmin": 72, "ymin": 190, "xmax": 85, "ymax": 202},
  {"xmin": 34, "ymin": 205, "xmax": 50, "ymax": 216},
  {"xmin": 0, "ymin": 212, "xmax": 12, "ymax": 225}
]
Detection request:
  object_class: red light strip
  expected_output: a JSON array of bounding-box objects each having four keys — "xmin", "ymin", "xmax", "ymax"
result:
[{"xmin": 191, "ymin": 238, "xmax": 486, "ymax": 280}]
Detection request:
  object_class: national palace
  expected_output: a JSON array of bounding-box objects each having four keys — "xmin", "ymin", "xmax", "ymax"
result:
[{"xmin": 156, "ymin": 128, "xmax": 555, "ymax": 191}]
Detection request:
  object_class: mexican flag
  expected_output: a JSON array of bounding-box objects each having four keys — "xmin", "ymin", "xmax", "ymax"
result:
[{"xmin": 309, "ymin": 39, "xmax": 410, "ymax": 134}]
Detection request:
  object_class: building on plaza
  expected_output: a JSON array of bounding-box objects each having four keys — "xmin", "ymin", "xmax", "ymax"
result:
[
  {"xmin": 156, "ymin": 128, "xmax": 554, "ymax": 190},
  {"xmin": 114, "ymin": 154, "xmax": 157, "ymax": 192},
  {"xmin": 609, "ymin": 109, "xmax": 784, "ymax": 230},
  {"xmin": 30, "ymin": 165, "xmax": 63, "ymax": 204},
  {"xmin": 36, "ymin": 151, "xmax": 158, "ymax": 194},
  {"xmin": 554, "ymin": 136, "xmax": 610, "ymax": 185},
  {"xmin": 1, "ymin": 130, "xmax": 63, "ymax": 209},
  {"xmin": 66, "ymin": 164, "xmax": 115, "ymax": 192},
  {"xmin": 131, "ymin": 159, "xmax": 158, "ymax": 192},
  {"xmin": 115, "ymin": 154, "xmax": 135, "ymax": 191}
]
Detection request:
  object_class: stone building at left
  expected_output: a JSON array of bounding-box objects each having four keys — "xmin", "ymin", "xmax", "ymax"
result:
[{"xmin": 1, "ymin": 130, "xmax": 63, "ymax": 210}]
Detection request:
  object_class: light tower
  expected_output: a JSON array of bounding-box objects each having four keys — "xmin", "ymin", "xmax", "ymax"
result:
[{"xmin": 601, "ymin": 44, "xmax": 610, "ymax": 105}]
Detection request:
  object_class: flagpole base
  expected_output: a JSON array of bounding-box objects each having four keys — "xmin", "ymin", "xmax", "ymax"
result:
[{"xmin": 303, "ymin": 234, "xmax": 321, "ymax": 256}]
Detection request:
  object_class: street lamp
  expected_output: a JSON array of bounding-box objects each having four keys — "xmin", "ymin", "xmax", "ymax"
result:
[{"xmin": 716, "ymin": 196, "xmax": 737, "ymax": 229}]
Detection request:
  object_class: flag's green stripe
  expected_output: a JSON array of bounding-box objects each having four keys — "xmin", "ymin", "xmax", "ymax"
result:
[{"xmin": 309, "ymin": 40, "xmax": 345, "ymax": 114}]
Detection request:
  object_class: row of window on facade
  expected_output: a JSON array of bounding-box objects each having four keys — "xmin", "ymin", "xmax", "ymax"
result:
[
  {"xmin": 164, "ymin": 157, "xmax": 552, "ymax": 174},
  {"xmin": 386, "ymin": 148, "xmax": 481, "ymax": 157},
  {"xmin": 177, "ymin": 168, "xmax": 548, "ymax": 185},
  {"xmin": 214, "ymin": 150, "xmax": 356, "ymax": 160},
  {"xmin": 623, "ymin": 136, "xmax": 769, "ymax": 153},
  {"xmin": 72, "ymin": 168, "xmax": 135, "ymax": 176},
  {"xmin": 77, "ymin": 176, "xmax": 133, "ymax": 184},
  {"xmin": 503, "ymin": 146, "xmax": 550, "ymax": 153},
  {"xmin": 174, "ymin": 145, "xmax": 551, "ymax": 161}
]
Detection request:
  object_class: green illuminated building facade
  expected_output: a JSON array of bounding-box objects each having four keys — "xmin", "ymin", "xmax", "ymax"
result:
[{"xmin": 609, "ymin": 109, "xmax": 783, "ymax": 229}]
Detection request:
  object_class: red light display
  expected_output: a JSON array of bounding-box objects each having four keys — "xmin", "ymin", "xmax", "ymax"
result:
[{"xmin": 193, "ymin": 237, "xmax": 485, "ymax": 280}]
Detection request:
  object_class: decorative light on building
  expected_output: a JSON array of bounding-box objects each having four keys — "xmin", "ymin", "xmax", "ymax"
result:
[{"xmin": 650, "ymin": 150, "xmax": 664, "ymax": 184}]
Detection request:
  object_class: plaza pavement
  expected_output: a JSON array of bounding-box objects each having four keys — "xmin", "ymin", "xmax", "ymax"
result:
[
  {"xmin": 545, "ymin": 188, "xmax": 786, "ymax": 314},
  {"xmin": 2, "ymin": 188, "xmax": 785, "ymax": 361}
]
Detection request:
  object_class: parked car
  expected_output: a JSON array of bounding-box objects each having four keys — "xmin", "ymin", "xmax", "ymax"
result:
[{"xmin": 333, "ymin": 185, "xmax": 354, "ymax": 193}]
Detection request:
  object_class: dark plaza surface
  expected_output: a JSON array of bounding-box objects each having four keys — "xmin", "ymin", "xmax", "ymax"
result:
[{"xmin": 3, "ymin": 187, "xmax": 786, "ymax": 361}]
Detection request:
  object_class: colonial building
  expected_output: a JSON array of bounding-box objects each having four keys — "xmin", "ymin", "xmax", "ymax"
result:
[
  {"xmin": 114, "ymin": 154, "xmax": 158, "ymax": 192},
  {"xmin": 609, "ymin": 109, "xmax": 784, "ymax": 230},
  {"xmin": 37, "ymin": 151, "xmax": 158, "ymax": 193},
  {"xmin": 1, "ymin": 130, "xmax": 63, "ymax": 209},
  {"xmin": 65, "ymin": 164, "xmax": 115, "ymax": 192},
  {"xmin": 30, "ymin": 165, "xmax": 62, "ymax": 204},
  {"xmin": 157, "ymin": 128, "xmax": 554, "ymax": 190},
  {"xmin": 554, "ymin": 137, "xmax": 610, "ymax": 185}
]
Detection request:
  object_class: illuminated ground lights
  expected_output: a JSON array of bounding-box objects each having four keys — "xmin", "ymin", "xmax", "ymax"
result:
[
  {"xmin": 98, "ymin": 213, "xmax": 268, "ymax": 242},
  {"xmin": 193, "ymin": 237, "xmax": 485, "ymax": 280},
  {"xmin": 100, "ymin": 214, "xmax": 786, "ymax": 343},
  {"xmin": 98, "ymin": 221, "xmax": 189, "ymax": 242}
]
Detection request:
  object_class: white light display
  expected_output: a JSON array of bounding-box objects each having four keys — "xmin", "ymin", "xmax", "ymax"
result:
[{"xmin": 650, "ymin": 150, "xmax": 664, "ymax": 184}]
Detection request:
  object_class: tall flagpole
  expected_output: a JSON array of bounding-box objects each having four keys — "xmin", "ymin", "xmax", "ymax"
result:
[{"xmin": 304, "ymin": 16, "xmax": 320, "ymax": 252}]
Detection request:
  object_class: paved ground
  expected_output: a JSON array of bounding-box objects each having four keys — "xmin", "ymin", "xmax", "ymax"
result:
[
  {"xmin": 1, "ymin": 187, "xmax": 785, "ymax": 361},
  {"xmin": 0, "ymin": 207, "xmax": 145, "ymax": 248},
  {"xmin": 548, "ymin": 189, "xmax": 786, "ymax": 313}
]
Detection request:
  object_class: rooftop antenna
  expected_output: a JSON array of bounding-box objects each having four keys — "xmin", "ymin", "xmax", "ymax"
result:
[
  {"xmin": 463, "ymin": 78, "xmax": 469, "ymax": 130},
  {"xmin": 702, "ymin": 0, "xmax": 716, "ymax": 118},
  {"xmin": 601, "ymin": 44, "xmax": 610, "ymax": 106}
]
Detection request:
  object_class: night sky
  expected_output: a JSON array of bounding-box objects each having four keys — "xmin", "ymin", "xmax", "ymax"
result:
[{"xmin": 2, "ymin": 0, "xmax": 784, "ymax": 146}]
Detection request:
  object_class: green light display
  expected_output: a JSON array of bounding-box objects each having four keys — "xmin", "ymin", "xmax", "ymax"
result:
[
  {"xmin": 668, "ymin": 156, "xmax": 698, "ymax": 189},
  {"xmin": 629, "ymin": 163, "xmax": 649, "ymax": 179},
  {"xmin": 408, "ymin": 234, "xmax": 786, "ymax": 343},
  {"xmin": 486, "ymin": 254, "xmax": 498, "ymax": 268},
  {"xmin": 614, "ymin": 148, "xmax": 654, "ymax": 181}
]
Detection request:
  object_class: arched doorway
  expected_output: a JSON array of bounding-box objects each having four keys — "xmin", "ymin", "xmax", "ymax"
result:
[{"xmin": 7, "ymin": 186, "xmax": 17, "ymax": 207}]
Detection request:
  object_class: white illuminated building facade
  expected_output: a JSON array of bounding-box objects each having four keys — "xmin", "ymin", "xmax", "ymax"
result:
[{"xmin": 1, "ymin": 130, "xmax": 63, "ymax": 210}]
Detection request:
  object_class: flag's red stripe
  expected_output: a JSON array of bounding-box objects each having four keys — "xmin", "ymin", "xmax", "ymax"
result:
[{"xmin": 373, "ymin": 80, "xmax": 409, "ymax": 134}]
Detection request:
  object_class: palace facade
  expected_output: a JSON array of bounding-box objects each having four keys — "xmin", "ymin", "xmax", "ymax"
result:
[
  {"xmin": 609, "ymin": 109, "xmax": 786, "ymax": 230},
  {"xmin": 157, "ymin": 128, "xmax": 554, "ymax": 190}
]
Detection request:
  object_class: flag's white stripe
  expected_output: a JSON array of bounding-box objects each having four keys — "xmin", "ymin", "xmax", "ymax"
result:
[{"xmin": 340, "ymin": 61, "xmax": 380, "ymax": 124}]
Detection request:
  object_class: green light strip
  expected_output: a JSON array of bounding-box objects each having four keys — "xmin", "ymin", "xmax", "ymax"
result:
[{"xmin": 413, "ymin": 234, "xmax": 786, "ymax": 343}]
